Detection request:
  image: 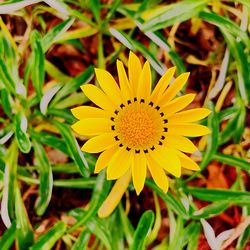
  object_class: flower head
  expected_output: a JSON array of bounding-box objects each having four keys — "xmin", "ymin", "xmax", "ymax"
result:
[{"xmin": 71, "ymin": 52, "xmax": 210, "ymax": 196}]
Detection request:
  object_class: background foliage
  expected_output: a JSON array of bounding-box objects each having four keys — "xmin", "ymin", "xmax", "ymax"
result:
[{"xmin": 0, "ymin": 0, "xmax": 249, "ymax": 249}]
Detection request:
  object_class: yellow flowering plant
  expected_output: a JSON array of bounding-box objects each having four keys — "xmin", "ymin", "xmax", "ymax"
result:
[{"xmin": 71, "ymin": 51, "xmax": 211, "ymax": 217}]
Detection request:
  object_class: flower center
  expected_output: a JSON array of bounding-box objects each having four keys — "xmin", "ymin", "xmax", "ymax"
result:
[{"xmin": 118, "ymin": 109, "xmax": 156, "ymax": 148}]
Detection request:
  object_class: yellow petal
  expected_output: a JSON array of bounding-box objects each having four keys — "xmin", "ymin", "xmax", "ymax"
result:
[
  {"xmin": 95, "ymin": 68, "xmax": 123, "ymax": 106},
  {"xmin": 162, "ymin": 94, "xmax": 196, "ymax": 116},
  {"xmin": 132, "ymin": 152, "xmax": 147, "ymax": 195},
  {"xmin": 158, "ymin": 72, "xmax": 190, "ymax": 105},
  {"xmin": 167, "ymin": 123, "xmax": 211, "ymax": 137},
  {"xmin": 71, "ymin": 118, "xmax": 112, "ymax": 136},
  {"xmin": 81, "ymin": 133, "xmax": 117, "ymax": 153},
  {"xmin": 137, "ymin": 61, "xmax": 151, "ymax": 99},
  {"xmin": 146, "ymin": 154, "xmax": 169, "ymax": 193},
  {"xmin": 117, "ymin": 60, "xmax": 133, "ymax": 100},
  {"xmin": 128, "ymin": 51, "xmax": 142, "ymax": 94},
  {"xmin": 71, "ymin": 106, "xmax": 109, "ymax": 120},
  {"xmin": 98, "ymin": 169, "xmax": 131, "ymax": 218},
  {"xmin": 168, "ymin": 108, "xmax": 211, "ymax": 123},
  {"xmin": 95, "ymin": 145, "xmax": 118, "ymax": 173},
  {"xmin": 150, "ymin": 67, "xmax": 176, "ymax": 103},
  {"xmin": 164, "ymin": 134, "xmax": 197, "ymax": 153},
  {"xmin": 150, "ymin": 146, "xmax": 181, "ymax": 177},
  {"xmin": 81, "ymin": 84, "xmax": 115, "ymax": 111},
  {"xmin": 107, "ymin": 147, "xmax": 132, "ymax": 180},
  {"xmin": 177, "ymin": 151, "xmax": 200, "ymax": 170}
]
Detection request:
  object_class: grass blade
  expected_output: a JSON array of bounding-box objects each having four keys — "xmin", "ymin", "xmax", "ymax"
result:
[
  {"xmin": 15, "ymin": 112, "xmax": 31, "ymax": 154},
  {"xmin": 130, "ymin": 210, "xmax": 155, "ymax": 250},
  {"xmin": 32, "ymin": 139, "xmax": 53, "ymax": 216},
  {"xmin": 15, "ymin": 186, "xmax": 34, "ymax": 250},
  {"xmin": 53, "ymin": 120, "xmax": 90, "ymax": 177},
  {"xmin": 30, "ymin": 221, "xmax": 66, "ymax": 250},
  {"xmin": 1, "ymin": 142, "xmax": 18, "ymax": 227},
  {"xmin": 141, "ymin": 0, "xmax": 207, "ymax": 32},
  {"xmin": 0, "ymin": 221, "xmax": 16, "ymax": 250},
  {"xmin": 30, "ymin": 30, "xmax": 45, "ymax": 100}
]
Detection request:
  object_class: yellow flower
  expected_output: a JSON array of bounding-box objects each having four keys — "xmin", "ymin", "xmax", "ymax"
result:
[{"xmin": 71, "ymin": 52, "xmax": 211, "ymax": 216}]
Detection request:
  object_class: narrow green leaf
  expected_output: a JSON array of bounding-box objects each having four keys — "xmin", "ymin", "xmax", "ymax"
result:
[
  {"xmin": 45, "ymin": 60, "xmax": 72, "ymax": 83},
  {"xmin": 146, "ymin": 179, "xmax": 188, "ymax": 218},
  {"xmin": 71, "ymin": 231, "xmax": 91, "ymax": 250},
  {"xmin": 53, "ymin": 120, "xmax": 90, "ymax": 177},
  {"xmin": 233, "ymin": 99, "xmax": 246, "ymax": 144},
  {"xmin": 42, "ymin": 18, "xmax": 74, "ymax": 52},
  {"xmin": 200, "ymin": 101, "xmax": 219, "ymax": 171},
  {"xmin": 199, "ymin": 11, "xmax": 250, "ymax": 48},
  {"xmin": 90, "ymin": 0, "xmax": 100, "ymax": 22},
  {"xmin": 192, "ymin": 201, "xmax": 229, "ymax": 219},
  {"xmin": 15, "ymin": 112, "xmax": 31, "ymax": 154},
  {"xmin": 53, "ymin": 178, "xmax": 95, "ymax": 189},
  {"xmin": 30, "ymin": 30, "xmax": 45, "ymax": 100},
  {"xmin": 29, "ymin": 129, "xmax": 69, "ymax": 156},
  {"xmin": 70, "ymin": 208, "xmax": 112, "ymax": 250},
  {"xmin": 0, "ymin": 89, "xmax": 12, "ymax": 118},
  {"xmin": 186, "ymin": 187, "xmax": 250, "ymax": 204},
  {"xmin": 212, "ymin": 153, "xmax": 250, "ymax": 171},
  {"xmin": 68, "ymin": 171, "xmax": 110, "ymax": 233},
  {"xmin": 0, "ymin": 221, "xmax": 16, "ymax": 250},
  {"xmin": 186, "ymin": 223, "xmax": 201, "ymax": 250},
  {"xmin": 32, "ymin": 139, "xmax": 53, "ymax": 216},
  {"xmin": 0, "ymin": 58, "xmax": 15, "ymax": 94},
  {"xmin": 221, "ymin": 29, "xmax": 250, "ymax": 104},
  {"xmin": 1, "ymin": 142, "xmax": 18, "ymax": 227},
  {"xmin": 30, "ymin": 221, "xmax": 66, "ymax": 250},
  {"xmin": 130, "ymin": 210, "xmax": 155, "ymax": 250},
  {"xmin": 141, "ymin": 0, "xmax": 207, "ymax": 32},
  {"xmin": 168, "ymin": 217, "xmax": 184, "ymax": 250},
  {"xmin": 50, "ymin": 66, "xmax": 94, "ymax": 107},
  {"xmin": 15, "ymin": 186, "xmax": 34, "ymax": 250}
]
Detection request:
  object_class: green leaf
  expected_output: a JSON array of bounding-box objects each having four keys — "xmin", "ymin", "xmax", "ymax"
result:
[
  {"xmin": 29, "ymin": 129, "xmax": 69, "ymax": 156},
  {"xmin": 200, "ymin": 101, "xmax": 219, "ymax": 171},
  {"xmin": 15, "ymin": 186, "xmax": 34, "ymax": 250},
  {"xmin": 32, "ymin": 139, "xmax": 53, "ymax": 216},
  {"xmin": 109, "ymin": 28, "xmax": 165, "ymax": 75},
  {"xmin": 141, "ymin": 0, "xmax": 207, "ymax": 32},
  {"xmin": 30, "ymin": 30, "xmax": 45, "ymax": 100},
  {"xmin": 212, "ymin": 153, "xmax": 250, "ymax": 171},
  {"xmin": 30, "ymin": 221, "xmax": 66, "ymax": 250},
  {"xmin": 130, "ymin": 210, "xmax": 155, "ymax": 250},
  {"xmin": 233, "ymin": 99, "xmax": 246, "ymax": 144},
  {"xmin": 0, "ymin": 221, "xmax": 16, "ymax": 250},
  {"xmin": 0, "ymin": 88, "xmax": 12, "ymax": 118},
  {"xmin": 71, "ymin": 231, "xmax": 91, "ymax": 250},
  {"xmin": 47, "ymin": 108, "xmax": 76, "ymax": 124},
  {"xmin": 168, "ymin": 217, "xmax": 184, "ymax": 250},
  {"xmin": 0, "ymin": 57, "xmax": 15, "ymax": 94},
  {"xmin": 50, "ymin": 66, "xmax": 94, "ymax": 107},
  {"xmin": 186, "ymin": 223, "xmax": 201, "ymax": 250},
  {"xmin": 15, "ymin": 112, "xmax": 31, "ymax": 154},
  {"xmin": 89, "ymin": 0, "xmax": 100, "ymax": 22},
  {"xmin": 1, "ymin": 142, "xmax": 18, "ymax": 227},
  {"xmin": 42, "ymin": 18, "xmax": 74, "ymax": 52},
  {"xmin": 45, "ymin": 60, "xmax": 72, "ymax": 83},
  {"xmin": 199, "ymin": 11, "xmax": 250, "ymax": 48},
  {"xmin": 146, "ymin": 179, "xmax": 188, "ymax": 218},
  {"xmin": 70, "ymin": 208, "xmax": 112, "ymax": 250},
  {"xmin": 53, "ymin": 178, "xmax": 95, "ymax": 189},
  {"xmin": 221, "ymin": 29, "xmax": 250, "ymax": 104},
  {"xmin": 192, "ymin": 201, "xmax": 229, "ymax": 219},
  {"xmin": 67, "ymin": 171, "xmax": 110, "ymax": 233},
  {"xmin": 185, "ymin": 187, "xmax": 250, "ymax": 204},
  {"xmin": 53, "ymin": 121, "xmax": 90, "ymax": 177}
]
